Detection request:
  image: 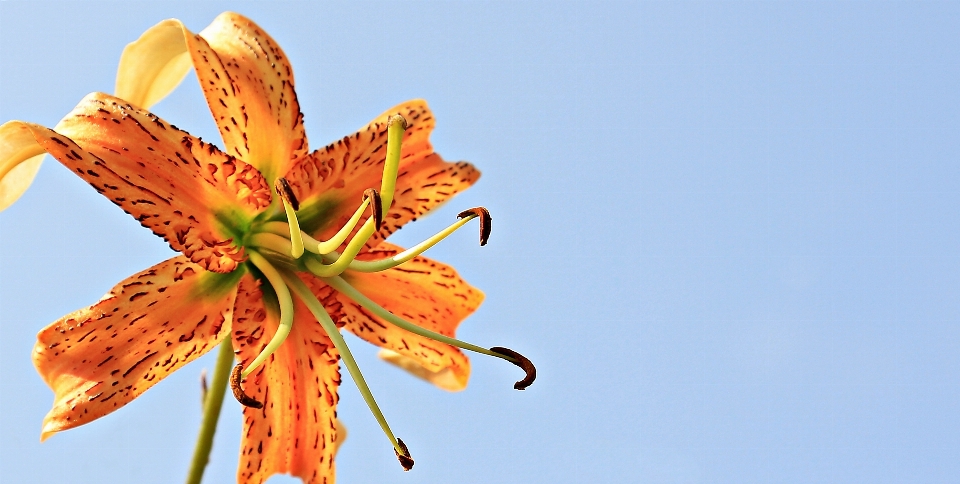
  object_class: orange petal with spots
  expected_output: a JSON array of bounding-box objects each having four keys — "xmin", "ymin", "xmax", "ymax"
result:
[
  {"xmin": 32, "ymin": 92, "xmax": 271, "ymax": 273},
  {"xmin": 192, "ymin": 12, "xmax": 308, "ymax": 181},
  {"xmin": 282, "ymin": 100, "xmax": 480, "ymax": 253},
  {"xmin": 337, "ymin": 242, "xmax": 485, "ymax": 391},
  {"xmin": 33, "ymin": 256, "xmax": 239, "ymax": 441},
  {"xmin": 232, "ymin": 274, "xmax": 343, "ymax": 484},
  {"xmin": 114, "ymin": 13, "xmax": 307, "ymax": 180}
]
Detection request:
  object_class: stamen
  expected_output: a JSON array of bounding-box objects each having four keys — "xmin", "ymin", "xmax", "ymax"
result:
[
  {"xmin": 489, "ymin": 347, "xmax": 537, "ymax": 390},
  {"xmin": 457, "ymin": 207, "xmax": 492, "ymax": 246},
  {"xmin": 248, "ymin": 232, "xmax": 293, "ymax": 257},
  {"xmin": 303, "ymin": 196, "xmax": 369, "ymax": 255},
  {"xmin": 243, "ymin": 252, "xmax": 295, "ymax": 378},
  {"xmin": 395, "ymin": 438, "xmax": 414, "ymax": 471},
  {"xmin": 323, "ymin": 275, "xmax": 537, "ymax": 389},
  {"xmin": 275, "ymin": 178, "xmax": 304, "ymax": 258},
  {"xmin": 282, "ymin": 272, "xmax": 411, "ymax": 468},
  {"xmin": 275, "ymin": 177, "xmax": 300, "ymax": 210},
  {"xmin": 230, "ymin": 363, "xmax": 264, "ymax": 408},
  {"xmin": 301, "ymin": 115, "xmax": 407, "ymax": 276},
  {"xmin": 363, "ymin": 188, "xmax": 383, "ymax": 231},
  {"xmin": 345, "ymin": 211, "xmax": 481, "ymax": 273}
]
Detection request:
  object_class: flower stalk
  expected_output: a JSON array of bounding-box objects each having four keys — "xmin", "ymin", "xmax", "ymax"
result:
[{"xmin": 185, "ymin": 337, "xmax": 235, "ymax": 484}]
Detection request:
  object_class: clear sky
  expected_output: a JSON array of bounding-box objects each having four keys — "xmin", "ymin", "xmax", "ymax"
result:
[{"xmin": 1, "ymin": 1, "xmax": 958, "ymax": 483}]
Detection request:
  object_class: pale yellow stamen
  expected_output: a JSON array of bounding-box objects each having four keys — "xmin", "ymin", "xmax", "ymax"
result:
[
  {"xmin": 303, "ymin": 197, "xmax": 370, "ymax": 255},
  {"xmin": 304, "ymin": 114, "xmax": 407, "ymax": 277},
  {"xmin": 339, "ymin": 213, "xmax": 477, "ymax": 273},
  {"xmin": 243, "ymin": 252, "xmax": 295, "ymax": 378}
]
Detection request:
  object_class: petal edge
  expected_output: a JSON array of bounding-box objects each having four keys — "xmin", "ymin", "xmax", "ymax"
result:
[
  {"xmin": 0, "ymin": 121, "xmax": 47, "ymax": 211},
  {"xmin": 34, "ymin": 256, "xmax": 240, "ymax": 440},
  {"xmin": 115, "ymin": 18, "xmax": 193, "ymax": 110}
]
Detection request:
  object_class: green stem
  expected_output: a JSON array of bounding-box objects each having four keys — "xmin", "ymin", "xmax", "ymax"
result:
[{"xmin": 185, "ymin": 337, "xmax": 234, "ymax": 484}]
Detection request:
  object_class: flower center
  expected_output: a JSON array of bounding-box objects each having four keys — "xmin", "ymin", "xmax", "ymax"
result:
[{"xmin": 231, "ymin": 114, "xmax": 535, "ymax": 470}]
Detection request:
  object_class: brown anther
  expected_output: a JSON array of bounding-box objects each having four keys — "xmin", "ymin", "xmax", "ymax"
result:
[
  {"xmin": 489, "ymin": 347, "xmax": 537, "ymax": 390},
  {"xmin": 274, "ymin": 177, "xmax": 300, "ymax": 211},
  {"xmin": 388, "ymin": 114, "xmax": 408, "ymax": 131},
  {"xmin": 230, "ymin": 363, "xmax": 264, "ymax": 409},
  {"xmin": 458, "ymin": 207, "xmax": 492, "ymax": 246},
  {"xmin": 363, "ymin": 188, "xmax": 383, "ymax": 231},
  {"xmin": 395, "ymin": 438, "xmax": 414, "ymax": 471}
]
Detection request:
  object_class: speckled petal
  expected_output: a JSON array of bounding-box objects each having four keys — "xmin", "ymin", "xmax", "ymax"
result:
[
  {"xmin": 232, "ymin": 274, "xmax": 342, "ymax": 484},
  {"xmin": 114, "ymin": 13, "xmax": 308, "ymax": 180},
  {"xmin": 283, "ymin": 100, "xmax": 480, "ymax": 253},
  {"xmin": 0, "ymin": 121, "xmax": 46, "ymax": 211},
  {"xmin": 196, "ymin": 12, "xmax": 308, "ymax": 181},
  {"xmin": 33, "ymin": 256, "xmax": 241, "ymax": 441},
  {"xmin": 115, "ymin": 19, "xmax": 193, "ymax": 110},
  {"xmin": 33, "ymin": 92, "xmax": 271, "ymax": 273},
  {"xmin": 337, "ymin": 242, "xmax": 485, "ymax": 392}
]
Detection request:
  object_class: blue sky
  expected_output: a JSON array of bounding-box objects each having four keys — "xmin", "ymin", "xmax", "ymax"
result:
[{"xmin": 1, "ymin": 1, "xmax": 958, "ymax": 483}]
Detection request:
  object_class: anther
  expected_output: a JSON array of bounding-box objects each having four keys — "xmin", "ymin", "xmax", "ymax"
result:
[
  {"xmin": 230, "ymin": 363, "xmax": 264, "ymax": 409},
  {"xmin": 363, "ymin": 188, "xmax": 383, "ymax": 231},
  {"xmin": 458, "ymin": 207, "xmax": 492, "ymax": 246},
  {"xmin": 489, "ymin": 347, "xmax": 537, "ymax": 390},
  {"xmin": 395, "ymin": 438, "xmax": 414, "ymax": 471},
  {"xmin": 274, "ymin": 177, "xmax": 300, "ymax": 211}
]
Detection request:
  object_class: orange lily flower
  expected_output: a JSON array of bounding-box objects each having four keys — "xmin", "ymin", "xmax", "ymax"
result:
[{"xmin": 0, "ymin": 12, "xmax": 534, "ymax": 484}]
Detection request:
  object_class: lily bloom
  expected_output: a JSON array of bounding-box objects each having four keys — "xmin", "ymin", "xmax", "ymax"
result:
[{"xmin": 0, "ymin": 12, "xmax": 533, "ymax": 484}]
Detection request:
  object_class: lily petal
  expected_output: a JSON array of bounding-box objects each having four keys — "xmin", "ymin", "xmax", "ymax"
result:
[
  {"xmin": 34, "ymin": 93, "xmax": 271, "ymax": 273},
  {"xmin": 284, "ymin": 100, "xmax": 480, "ymax": 252},
  {"xmin": 232, "ymin": 274, "xmax": 342, "ymax": 484},
  {"xmin": 0, "ymin": 121, "xmax": 46, "ymax": 211},
  {"xmin": 115, "ymin": 19, "xmax": 193, "ymax": 110},
  {"xmin": 115, "ymin": 12, "xmax": 308, "ymax": 181},
  {"xmin": 33, "ymin": 256, "xmax": 240, "ymax": 441},
  {"xmin": 337, "ymin": 242, "xmax": 485, "ymax": 392}
]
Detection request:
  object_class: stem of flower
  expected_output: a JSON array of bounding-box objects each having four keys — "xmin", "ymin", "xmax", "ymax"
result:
[{"xmin": 185, "ymin": 337, "xmax": 234, "ymax": 484}]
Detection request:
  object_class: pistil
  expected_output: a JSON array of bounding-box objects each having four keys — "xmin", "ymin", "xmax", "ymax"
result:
[{"xmin": 303, "ymin": 114, "xmax": 407, "ymax": 277}]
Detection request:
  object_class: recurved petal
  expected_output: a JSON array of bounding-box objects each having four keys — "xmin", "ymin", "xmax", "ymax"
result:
[
  {"xmin": 114, "ymin": 14, "xmax": 307, "ymax": 180},
  {"xmin": 115, "ymin": 19, "xmax": 193, "ymax": 110},
  {"xmin": 0, "ymin": 121, "xmax": 46, "ymax": 211},
  {"xmin": 33, "ymin": 256, "xmax": 240, "ymax": 441},
  {"xmin": 284, "ymin": 100, "xmax": 480, "ymax": 252},
  {"xmin": 37, "ymin": 92, "xmax": 271, "ymax": 273},
  {"xmin": 232, "ymin": 274, "xmax": 343, "ymax": 484},
  {"xmin": 337, "ymin": 242, "xmax": 485, "ymax": 392},
  {"xmin": 196, "ymin": 12, "xmax": 308, "ymax": 181}
]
